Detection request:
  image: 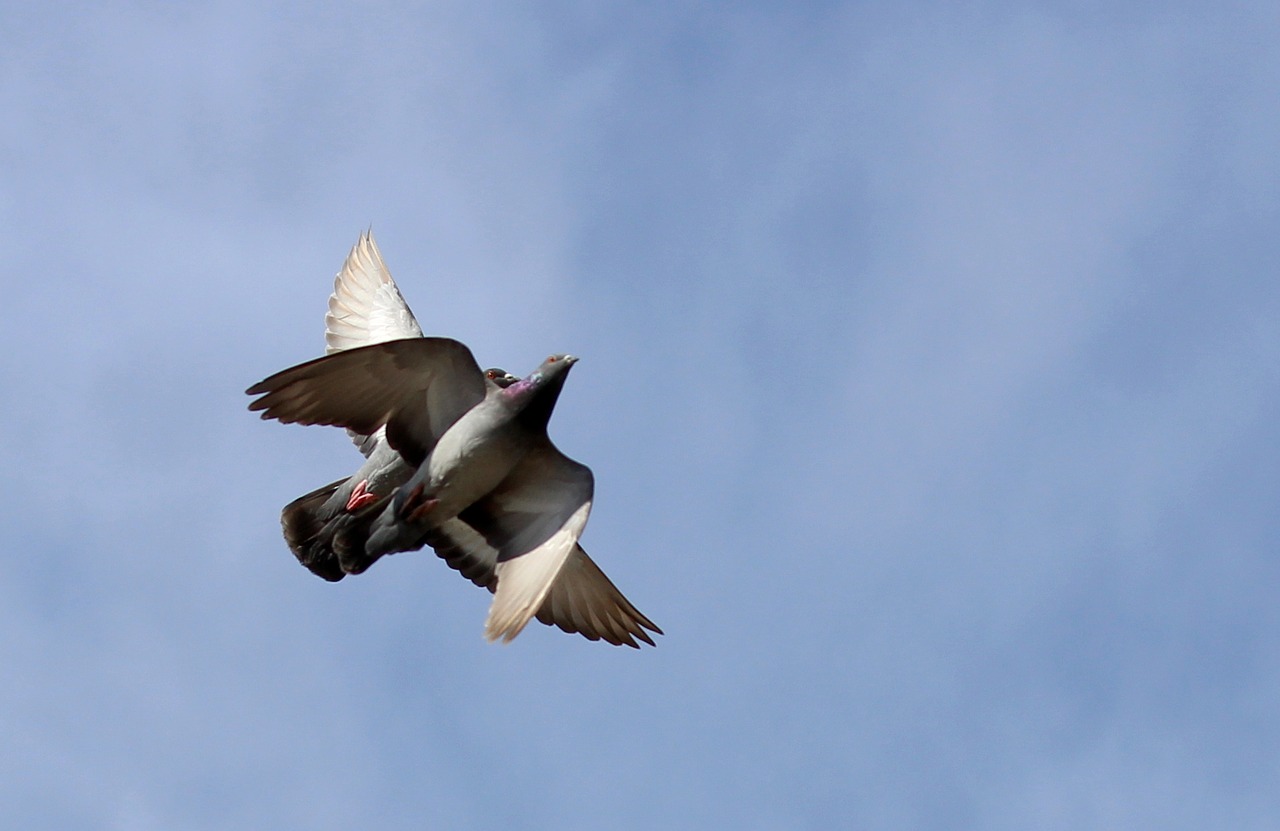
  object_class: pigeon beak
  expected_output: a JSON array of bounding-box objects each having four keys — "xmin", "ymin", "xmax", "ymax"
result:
[{"xmin": 564, "ymin": 355, "xmax": 579, "ymax": 365}]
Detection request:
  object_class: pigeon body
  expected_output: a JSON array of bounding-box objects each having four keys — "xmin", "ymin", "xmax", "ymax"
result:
[
  {"xmin": 250, "ymin": 345, "xmax": 593, "ymax": 641},
  {"xmin": 361, "ymin": 354, "xmax": 578, "ymax": 557},
  {"xmin": 281, "ymin": 364, "xmax": 517, "ymax": 579}
]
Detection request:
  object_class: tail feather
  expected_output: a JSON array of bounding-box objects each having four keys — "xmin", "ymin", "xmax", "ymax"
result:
[
  {"xmin": 330, "ymin": 496, "xmax": 399, "ymax": 576},
  {"xmin": 280, "ymin": 479, "xmax": 348, "ymax": 581}
]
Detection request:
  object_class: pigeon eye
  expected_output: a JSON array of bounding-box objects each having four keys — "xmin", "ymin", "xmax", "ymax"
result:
[{"xmin": 547, "ymin": 355, "xmax": 558, "ymax": 363}]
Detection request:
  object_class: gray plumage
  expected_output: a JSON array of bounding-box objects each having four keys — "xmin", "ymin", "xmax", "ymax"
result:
[
  {"xmin": 276, "ymin": 232, "xmax": 518, "ymax": 579},
  {"xmin": 279, "ymin": 365, "xmax": 517, "ymax": 579},
  {"xmin": 249, "ymin": 232, "xmax": 661, "ymax": 646}
]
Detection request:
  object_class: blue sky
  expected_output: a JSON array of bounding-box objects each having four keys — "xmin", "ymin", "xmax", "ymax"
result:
[{"xmin": 3, "ymin": 3, "xmax": 1278, "ymax": 829}]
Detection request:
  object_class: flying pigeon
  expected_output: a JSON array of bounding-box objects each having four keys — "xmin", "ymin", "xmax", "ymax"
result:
[
  {"xmin": 251, "ymin": 232, "xmax": 661, "ymax": 647},
  {"xmin": 274, "ymin": 232, "xmax": 517, "ymax": 579},
  {"xmin": 277, "ymin": 363, "xmax": 516, "ymax": 580}
]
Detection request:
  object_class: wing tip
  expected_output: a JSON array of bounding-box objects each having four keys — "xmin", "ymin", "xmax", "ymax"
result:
[{"xmin": 484, "ymin": 616, "xmax": 533, "ymax": 644}]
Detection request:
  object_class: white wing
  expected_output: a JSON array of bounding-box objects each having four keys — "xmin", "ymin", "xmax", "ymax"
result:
[
  {"xmin": 462, "ymin": 443, "xmax": 596, "ymax": 643},
  {"xmin": 323, "ymin": 230, "xmax": 426, "ymax": 455},
  {"xmin": 425, "ymin": 518, "xmax": 661, "ymax": 647},
  {"xmin": 487, "ymin": 501, "xmax": 591, "ymax": 643},
  {"xmin": 325, "ymin": 230, "xmax": 424, "ymax": 355}
]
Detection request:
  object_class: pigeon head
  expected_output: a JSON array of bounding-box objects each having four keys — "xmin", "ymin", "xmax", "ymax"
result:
[
  {"xmin": 505, "ymin": 354, "xmax": 578, "ymax": 430},
  {"xmin": 483, "ymin": 367, "xmax": 519, "ymax": 389},
  {"xmin": 529, "ymin": 353, "xmax": 576, "ymax": 382}
]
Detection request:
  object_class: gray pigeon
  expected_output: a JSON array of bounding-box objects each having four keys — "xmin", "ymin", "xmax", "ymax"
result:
[
  {"xmin": 276, "ymin": 232, "xmax": 518, "ymax": 579},
  {"xmin": 251, "ymin": 233, "xmax": 661, "ymax": 646},
  {"xmin": 279, "ymin": 364, "xmax": 517, "ymax": 580}
]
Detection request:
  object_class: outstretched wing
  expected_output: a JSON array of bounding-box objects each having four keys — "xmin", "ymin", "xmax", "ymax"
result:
[
  {"xmin": 246, "ymin": 338, "xmax": 485, "ymax": 466},
  {"xmin": 475, "ymin": 444, "xmax": 593, "ymax": 642},
  {"xmin": 324, "ymin": 231, "xmax": 426, "ymax": 457},
  {"xmin": 424, "ymin": 518, "xmax": 661, "ymax": 647},
  {"xmin": 325, "ymin": 231, "xmax": 424, "ymax": 354},
  {"xmin": 534, "ymin": 546, "xmax": 662, "ymax": 647},
  {"xmin": 440, "ymin": 440, "xmax": 637, "ymax": 644}
]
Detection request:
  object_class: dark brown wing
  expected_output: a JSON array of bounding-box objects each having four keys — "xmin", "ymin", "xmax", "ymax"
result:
[
  {"xmin": 246, "ymin": 338, "xmax": 486, "ymax": 465},
  {"xmin": 534, "ymin": 545, "xmax": 663, "ymax": 648}
]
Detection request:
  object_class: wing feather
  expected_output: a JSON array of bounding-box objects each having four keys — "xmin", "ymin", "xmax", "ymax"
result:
[
  {"xmin": 534, "ymin": 547, "xmax": 662, "ymax": 647},
  {"xmin": 324, "ymin": 231, "xmax": 423, "ymax": 354},
  {"xmin": 247, "ymin": 338, "xmax": 485, "ymax": 464},
  {"xmin": 424, "ymin": 516, "xmax": 500, "ymax": 590},
  {"xmin": 423, "ymin": 495, "xmax": 662, "ymax": 646},
  {"xmin": 486, "ymin": 501, "xmax": 590, "ymax": 642}
]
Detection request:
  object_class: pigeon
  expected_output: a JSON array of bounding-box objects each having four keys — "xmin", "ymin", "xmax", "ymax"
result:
[
  {"xmin": 251, "ymin": 233, "xmax": 661, "ymax": 646},
  {"xmin": 275, "ymin": 231, "xmax": 518, "ymax": 579},
  {"xmin": 278, "ymin": 364, "xmax": 517, "ymax": 580}
]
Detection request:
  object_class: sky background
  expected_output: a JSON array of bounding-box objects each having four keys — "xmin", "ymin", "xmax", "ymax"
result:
[{"xmin": 2, "ymin": 3, "xmax": 1278, "ymax": 829}]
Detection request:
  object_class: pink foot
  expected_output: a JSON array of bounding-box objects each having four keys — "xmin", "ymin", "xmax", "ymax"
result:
[
  {"xmin": 399, "ymin": 483, "xmax": 440, "ymax": 522},
  {"xmin": 345, "ymin": 479, "xmax": 379, "ymax": 511},
  {"xmin": 406, "ymin": 497, "xmax": 439, "ymax": 522}
]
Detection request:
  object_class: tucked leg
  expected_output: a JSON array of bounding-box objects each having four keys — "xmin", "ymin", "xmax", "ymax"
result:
[
  {"xmin": 345, "ymin": 479, "xmax": 379, "ymax": 511},
  {"xmin": 398, "ymin": 483, "xmax": 440, "ymax": 522}
]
